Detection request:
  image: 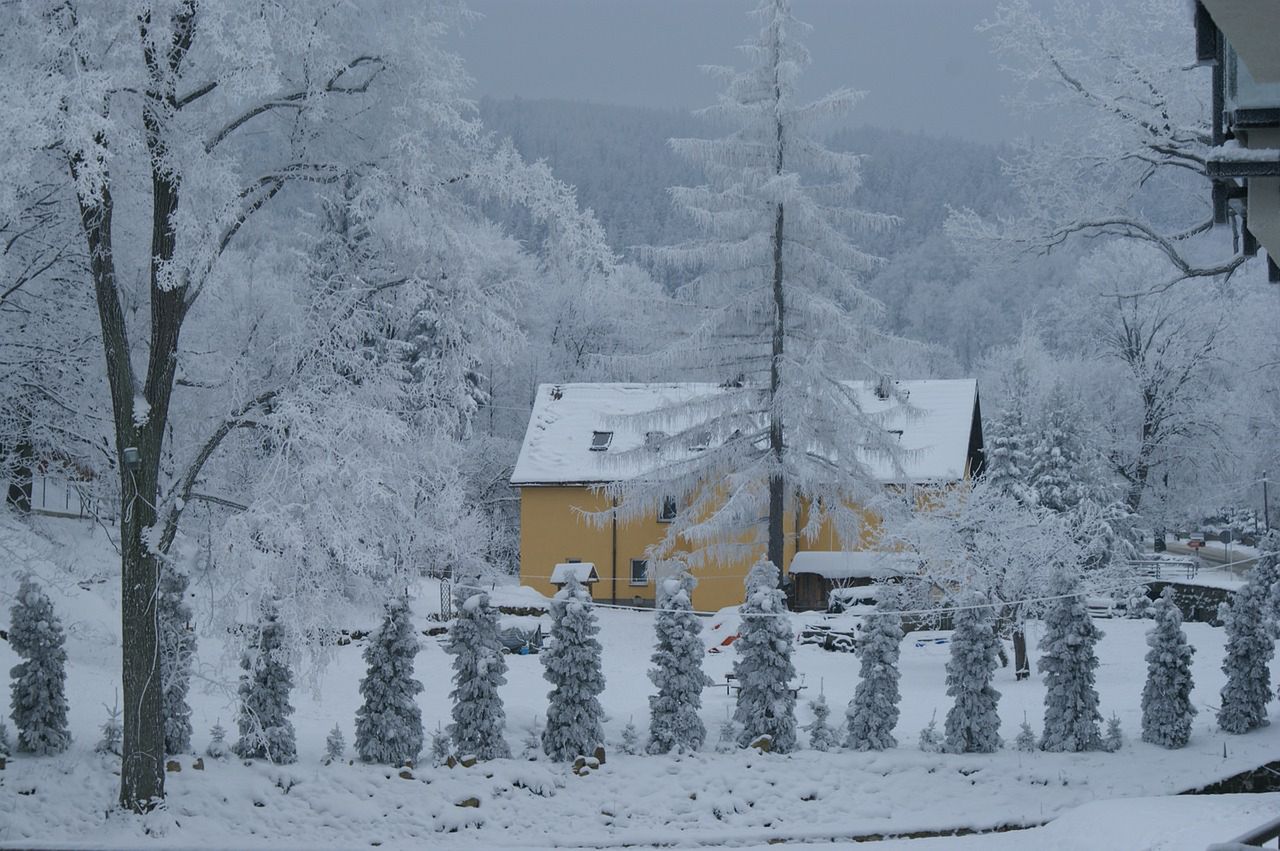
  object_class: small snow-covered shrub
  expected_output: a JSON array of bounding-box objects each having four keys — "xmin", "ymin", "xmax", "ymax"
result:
[
  {"xmin": 431, "ymin": 725, "xmax": 453, "ymax": 765},
  {"xmin": 205, "ymin": 722, "xmax": 230, "ymax": 760},
  {"xmin": 0, "ymin": 719, "xmax": 12, "ymax": 756},
  {"xmin": 918, "ymin": 714, "xmax": 942, "ymax": 753},
  {"xmin": 619, "ymin": 720, "xmax": 640, "ymax": 755},
  {"xmin": 325, "ymin": 723, "xmax": 346, "ymax": 764},
  {"xmin": 355, "ymin": 597, "xmax": 424, "ymax": 765},
  {"xmin": 733, "ymin": 560, "xmax": 797, "ymax": 753},
  {"xmin": 1104, "ymin": 715, "xmax": 1123, "ymax": 752},
  {"xmin": 447, "ymin": 587, "xmax": 510, "ymax": 760},
  {"xmin": 715, "ymin": 714, "xmax": 739, "ymax": 753},
  {"xmin": 1141, "ymin": 587, "xmax": 1196, "ymax": 748},
  {"xmin": 1014, "ymin": 718, "xmax": 1036, "ymax": 752},
  {"xmin": 542, "ymin": 574, "xmax": 605, "ymax": 761},
  {"xmin": 8, "ymin": 577, "xmax": 71, "ymax": 755},
  {"xmin": 159, "ymin": 561, "xmax": 195, "ymax": 755},
  {"xmin": 805, "ymin": 693, "xmax": 839, "ymax": 752},
  {"xmin": 233, "ymin": 599, "xmax": 297, "ymax": 764},
  {"xmin": 95, "ymin": 695, "xmax": 122, "ymax": 756}
]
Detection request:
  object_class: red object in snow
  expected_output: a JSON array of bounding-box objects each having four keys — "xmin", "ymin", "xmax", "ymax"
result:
[{"xmin": 720, "ymin": 634, "xmax": 739, "ymax": 646}]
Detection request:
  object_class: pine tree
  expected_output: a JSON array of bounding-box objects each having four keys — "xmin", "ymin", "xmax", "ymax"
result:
[
  {"xmin": 541, "ymin": 574, "xmax": 606, "ymax": 761},
  {"xmin": 733, "ymin": 560, "xmax": 797, "ymax": 752},
  {"xmin": 355, "ymin": 597, "xmax": 424, "ymax": 765},
  {"xmin": 159, "ymin": 561, "xmax": 195, "ymax": 755},
  {"xmin": 205, "ymin": 721, "xmax": 229, "ymax": 761},
  {"xmin": 1038, "ymin": 568, "xmax": 1104, "ymax": 752},
  {"xmin": 0, "ymin": 719, "xmax": 11, "ymax": 757},
  {"xmin": 447, "ymin": 587, "xmax": 510, "ymax": 760},
  {"xmin": 918, "ymin": 714, "xmax": 942, "ymax": 753},
  {"xmin": 1104, "ymin": 714, "xmax": 1123, "ymax": 752},
  {"xmin": 805, "ymin": 692, "xmax": 840, "ymax": 751},
  {"xmin": 845, "ymin": 605, "xmax": 903, "ymax": 751},
  {"xmin": 96, "ymin": 694, "xmax": 123, "ymax": 756},
  {"xmin": 646, "ymin": 566, "xmax": 712, "ymax": 754},
  {"xmin": 1014, "ymin": 717, "xmax": 1036, "ymax": 752},
  {"xmin": 233, "ymin": 599, "xmax": 297, "ymax": 764},
  {"xmin": 8, "ymin": 577, "xmax": 70, "ymax": 755},
  {"xmin": 1029, "ymin": 388, "xmax": 1087, "ymax": 515},
  {"xmin": 325, "ymin": 723, "xmax": 346, "ymax": 764},
  {"xmin": 431, "ymin": 725, "xmax": 453, "ymax": 765},
  {"xmin": 944, "ymin": 594, "xmax": 1003, "ymax": 753},
  {"xmin": 1141, "ymin": 587, "xmax": 1196, "ymax": 748},
  {"xmin": 715, "ymin": 714, "xmax": 740, "ymax": 753},
  {"xmin": 983, "ymin": 406, "xmax": 1035, "ymax": 505},
  {"xmin": 608, "ymin": 0, "xmax": 900, "ymax": 573},
  {"xmin": 1218, "ymin": 581, "xmax": 1274, "ymax": 734},
  {"xmin": 519, "ymin": 718, "xmax": 541, "ymax": 761},
  {"xmin": 619, "ymin": 720, "xmax": 640, "ymax": 755}
]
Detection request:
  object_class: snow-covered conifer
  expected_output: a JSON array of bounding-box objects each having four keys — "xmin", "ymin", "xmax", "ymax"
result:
[
  {"xmin": 431, "ymin": 725, "xmax": 453, "ymax": 765},
  {"xmin": 805, "ymin": 692, "xmax": 839, "ymax": 751},
  {"xmin": 918, "ymin": 714, "xmax": 942, "ymax": 753},
  {"xmin": 205, "ymin": 722, "xmax": 229, "ymax": 761},
  {"xmin": 0, "ymin": 719, "xmax": 11, "ymax": 757},
  {"xmin": 325, "ymin": 724, "xmax": 346, "ymax": 764},
  {"xmin": 1029, "ymin": 389, "xmax": 1087, "ymax": 514},
  {"xmin": 1141, "ymin": 587, "xmax": 1196, "ymax": 748},
  {"xmin": 845, "ymin": 604, "xmax": 903, "ymax": 751},
  {"xmin": 983, "ymin": 406, "xmax": 1035, "ymax": 504},
  {"xmin": 96, "ymin": 695, "xmax": 122, "ymax": 756},
  {"xmin": 233, "ymin": 599, "xmax": 297, "ymax": 764},
  {"xmin": 8, "ymin": 577, "xmax": 70, "ymax": 755},
  {"xmin": 1218, "ymin": 581, "xmax": 1274, "ymax": 734},
  {"xmin": 159, "ymin": 561, "xmax": 195, "ymax": 755},
  {"xmin": 355, "ymin": 597, "xmax": 424, "ymax": 765},
  {"xmin": 620, "ymin": 720, "xmax": 640, "ymax": 755},
  {"xmin": 715, "ymin": 714, "xmax": 740, "ymax": 754},
  {"xmin": 733, "ymin": 560, "xmax": 797, "ymax": 752},
  {"xmin": 447, "ymin": 587, "xmax": 510, "ymax": 760},
  {"xmin": 542, "ymin": 574, "xmax": 605, "ymax": 761},
  {"xmin": 1104, "ymin": 714, "xmax": 1123, "ymax": 752},
  {"xmin": 1038, "ymin": 568, "xmax": 1104, "ymax": 752},
  {"xmin": 944, "ymin": 594, "xmax": 1003, "ymax": 753},
  {"xmin": 519, "ymin": 718, "xmax": 541, "ymax": 761},
  {"xmin": 1014, "ymin": 717, "xmax": 1036, "ymax": 752},
  {"xmin": 646, "ymin": 565, "xmax": 711, "ymax": 754}
]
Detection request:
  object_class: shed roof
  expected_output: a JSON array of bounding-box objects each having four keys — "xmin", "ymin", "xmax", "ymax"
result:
[
  {"xmin": 549, "ymin": 562, "xmax": 600, "ymax": 585},
  {"xmin": 511, "ymin": 379, "xmax": 979, "ymax": 486},
  {"xmin": 788, "ymin": 551, "xmax": 913, "ymax": 580}
]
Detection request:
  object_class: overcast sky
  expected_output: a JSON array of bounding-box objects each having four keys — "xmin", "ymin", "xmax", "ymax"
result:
[{"xmin": 451, "ymin": 0, "xmax": 1047, "ymax": 144}]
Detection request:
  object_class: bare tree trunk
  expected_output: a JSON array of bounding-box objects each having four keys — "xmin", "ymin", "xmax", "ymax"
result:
[
  {"xmin": 766, "ymin": 31, "xmax": 786, "ymax": 584},
  {"xmin": 1012, "ymin": 627, "xmax": 1030, "ymax": 681},
  {"xmin": 5, "ymin": 434, "xmax": 33, "ymax": 513}
]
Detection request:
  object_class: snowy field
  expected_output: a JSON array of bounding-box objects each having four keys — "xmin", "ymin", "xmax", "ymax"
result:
[{"xmin": 4, "ymin": 515, "xmax": 1280, "ymax": 850}]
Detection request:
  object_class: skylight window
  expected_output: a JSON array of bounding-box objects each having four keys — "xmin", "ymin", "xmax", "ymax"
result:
[{"xmin": 590, "ymin": 430, "xmax": 613, "ymax": 451}]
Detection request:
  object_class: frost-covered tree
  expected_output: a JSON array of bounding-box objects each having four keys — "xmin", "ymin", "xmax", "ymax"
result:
[
  {"xmin": 1038, "ymin": 568, "xmax": 1104, "ymax": 752},
  {"xmin": 447, "ymin": 587, "xmax": 510, "ymax": 761},
  {"xmin": 159, "ymin": 562, "xmax": 194, "ymax": 755},
  {"xmin": 355, "ymin": 597, "xmax": 424, "ymax": 765},
  {"xmin": 1104, "ymin": 715, "xmax": 1123, "ymax": 753},
  {"xmin": 944, "ymin": 595, "xmax": 1003, "ymax": 754},
  {"xmin": 0, "ymin": 719, "xmax": 12, "ymax": 757},
  {"xmin": 1029, "ymin": 388, "xmax": 1089, "ymax": 515},
  {"xmin": 918, "ymin": 714, "xmax": 942, "ymax": 753},
  {"xmin": 607, "ymin": 0, "xmax": 900, "ymax": 573},
  {"xmin": 542, "ymin": 574, "xmax": 606, "ymax": 761},
  {"xmin": 646, "ymin": 564, "xmax": 712, "ymax": 755},
  {"xmin": 1218, "ymin": 581, "xmax": 1274, "ymax": 734},
  {"xmin": 805, "ymin": 692, "xmax": 840, "ymax": 752},
  {"xmin": 234, "ymin": 600, "xmax": 296, "ymax": 764},
  {"xmin": 983, "ymin": 407, "xmax": 1036, "ymax": 505},
  {"xmin": 1014, "ymin": 717, "xmax": 1036, "ymax": 752},
  {"xmin": 733, "ymin": 560, "xmax": 797, "ymax": 752},
  {"xmin": 619, "ymin": 720, "xmax": 640, "ymax": 755},
  {"xmin": 431, "ymin": 725, "xmax": 454, "ymax": 765},
  {"xmin": 325, "ymin": 724, "xmax": 346, "ymax": 764},
  {"xmin": 8, "ymin": 577, "xmax": 70, "ymax": 755},
  {"xmin": 205, "ymin": 722, "xmax": 229, "ymax": 761},
  {"xmin": 845, "ymin": 605, "xmax": 903, "ymax": 751},
  {"xmin": 96, "ymin": 697, "xmax": 123, "ymax": 757},
  {"xmin": 0, "ymin": 0, "xmax": 617, "ymax": 809},
  {"xmin": 1141, "ymin": 588, "xmax": 1196, "ymax": 748}
]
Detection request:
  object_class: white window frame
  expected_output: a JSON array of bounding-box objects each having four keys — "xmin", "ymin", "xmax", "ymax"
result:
[
  {"xmin": 629, "ymin": 558, "xmax": 649, "ymax": 586},
  {"xmin": 658, "ymin": 495, "xmax": 678, "ymax": 523},
  {"xmin": 590, "ymin": 430, "xmax": 613, "ymax": 451}
]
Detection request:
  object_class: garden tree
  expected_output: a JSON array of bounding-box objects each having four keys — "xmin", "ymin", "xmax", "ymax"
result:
[
  {"xmin": 8, "ymin": 577, "xmax": 71, "ymax": 755},
  {"xmin": 1029, "ymin": 386, "xmax": 1090, "ymax": 515},
  {"xmin": 325, "ymin": 724, "xmax": 346, "ymax": 764},
  {"xmin": 355, "ymin": 597, "xmax": 424, "ymax": 766},
  {"xmin": 1218, "ymin": 580, "xmax": 1274, "ymax": 734},
  {"xmin": 983, "ymin": 407, "xmax": 1036, "ymax": 507},
  {"xmin": 542, "ymin": 574, "xmax": 606, "ymax": 761},
  {"xmin": 0, "ymin": 0, "xmax": 617, "ymax": 809},
  {"xmin": 158, "ymin": 562, "xmax": 194, "ymax": 755},
  {"xmin": 947, "ymin": 0, "xmax": 1244, "ymax": 288},
  {"xmin": 447, "ymin": 586, "xmax": 511, "ymax": 761},
  {"xmin": 1141, "ymin": 588, "xmax": 1196, "ymax": 748},
  {"xmin": 845, "ymin": 599, "xmax": 903, "ymax": 751},
  {"xmin": 204, "ymin": 722, "xmax": 229, "ymax": 761},
  {"xmin": 1038, "ymin": 567, "xmax": 1105, "ymax": 752},
  {"xmin": 606, "ymin": 0, "xmax": 901, "ymax": 574},
  {"xmin": 805, "ymin": 692, "xmax": 840, "ymax": 752},
  {"xmin": 894, "ymin": 481, "xmax": 1079, "ymax": 681},
  {"xmin": 1066, "ymin": 243, "xmax": 1225, "ymax": 523},
  {"xmin": 733, "ymin": 560, "xmax": 798, "ymax": 752},
  {"xmin": 943, "ymin": 594, "xmax": 1003, "ymax": 754},
  {"xmin": 234, "ymin": 599, "xmax": 296, "ymax": 765},
  {"xmin": 646, "ymin": 562, "xmax": 713, "ymax": 755}
]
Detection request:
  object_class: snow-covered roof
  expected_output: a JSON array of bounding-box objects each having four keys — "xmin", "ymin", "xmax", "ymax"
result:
[
  {"xmin": 510, "ymin": 379, "xmax": 979, "ymax": 486},
  {"xmin": 788, "ymin": 551, "xmax": 912, "ymax": 580},
  {"xmin": 549, "ymin": 562, "xmax": 599, "ymax": 584}
]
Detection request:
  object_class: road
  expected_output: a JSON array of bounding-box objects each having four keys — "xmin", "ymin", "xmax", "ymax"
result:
[{"xmin": 1164, "ymin": 541, "xmax": 1259, "ymax": 576}]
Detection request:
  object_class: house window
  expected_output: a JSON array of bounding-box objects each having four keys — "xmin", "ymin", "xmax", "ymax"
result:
[
  {"xmin": 659, "ymin": 496, "xmax": 678, "ymax": 523},
  {"xmin": 645, "ymin": 430, "xmax": 666, "ymax": 450},
  {"xmin": 590, "ymin": 431, "xmax": 613, "ymax": 451},
  {"xmin": 630, "ymin": 558, "xmax": 649, "ymax": 585},
  {"xmin": 687, "ymin": 429, "xmax": 711, "ymax": 451}
]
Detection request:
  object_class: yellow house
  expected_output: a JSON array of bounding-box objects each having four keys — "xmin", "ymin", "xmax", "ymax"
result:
[{"xmin": 511, "ymin": 379, "xmax": 984, "ymax": 612}]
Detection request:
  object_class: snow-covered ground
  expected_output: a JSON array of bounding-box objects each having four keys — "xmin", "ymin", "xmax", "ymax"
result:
[{"xmin": 4, "ymin": 514, "xmax": 1280, "ymax": 849}]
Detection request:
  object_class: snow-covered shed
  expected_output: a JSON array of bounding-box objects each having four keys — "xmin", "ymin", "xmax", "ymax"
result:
[
  {"xmin": 549, "ymin": 562, "xmax": 600, "ymax": 587},
  {"xmin": 788, "ymin": 551, "xmax": 913, "ymax": 611}
]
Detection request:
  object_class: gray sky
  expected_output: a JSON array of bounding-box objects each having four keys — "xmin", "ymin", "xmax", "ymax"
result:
[{"xmin": 452, "ymin": 0, "xmax": 1041, "ymax": 143}]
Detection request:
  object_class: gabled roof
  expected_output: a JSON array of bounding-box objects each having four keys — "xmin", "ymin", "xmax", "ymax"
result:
[
  {"xmin": 550, "ymin": 562, "xmax": 600, "ymax": 584},
  {"xmin": 511, "ymin": 379, "xmax": 980, "ymax": 486}
]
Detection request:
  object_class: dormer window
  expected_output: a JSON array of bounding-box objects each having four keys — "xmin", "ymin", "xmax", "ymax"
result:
[
  {"xmin": 590, "ymin": 430, "xmax": 613, "ymax": 451},
  {"xmin": 645, "ymin": 430, "xmax": 667, "ymax": 451},
  {"xmin": 659, "ymin": 495, "xmax": 678, "ymax": 522},
  {"xmin": 687, "ymin": 429, "xmax": 711, "ymax": 451}
]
